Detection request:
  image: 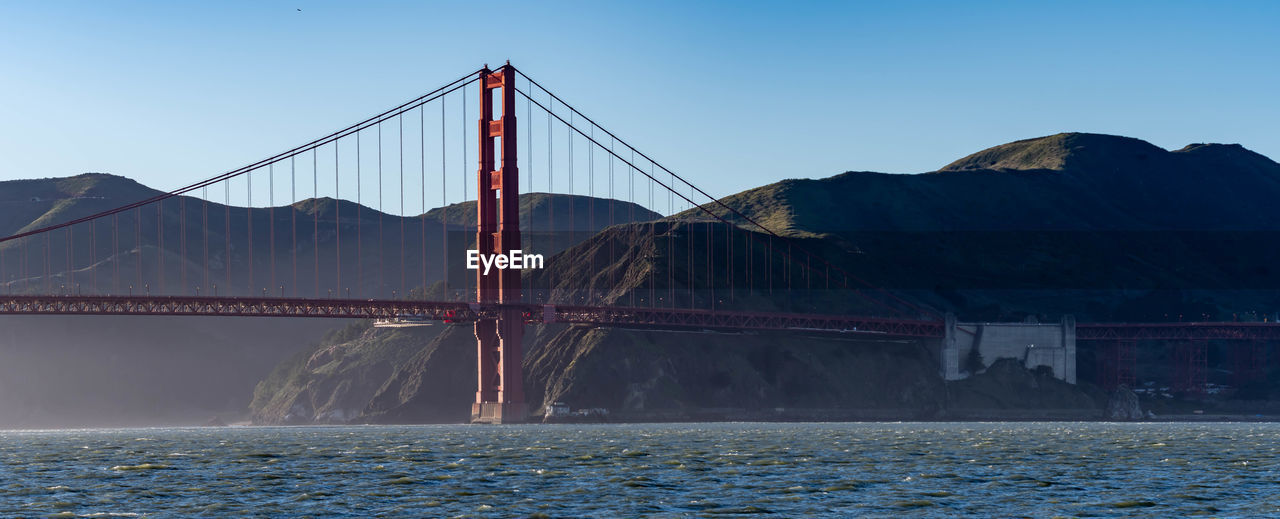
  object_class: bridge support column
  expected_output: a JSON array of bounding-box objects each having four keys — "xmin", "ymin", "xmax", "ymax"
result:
[
  {"xmin": 471, "ymin": 311, "xmax": 526, "ymax": 423},
  {"xmin": 474, "ymin": 319, "xmax": 499, "ymax": 404},
  {"xmin": 1172, "ymin": 341, "xmax": 1207, "ymax": 394},
  {"xmin": 470, "ymin": 63, "xmax": 527, "ymax": 424},
  {"xmin": 1098, "ymin": 340, "xmax": 1136, "ymax": 391},
  {"xmin": 1232, "ymin": 340, "xmax": 1266, "ymax": 387}
]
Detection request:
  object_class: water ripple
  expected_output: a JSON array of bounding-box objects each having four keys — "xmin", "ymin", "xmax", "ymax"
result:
[{"xmin": 1, "ymin": 423, "xmax": 1278, "ymax": 516}]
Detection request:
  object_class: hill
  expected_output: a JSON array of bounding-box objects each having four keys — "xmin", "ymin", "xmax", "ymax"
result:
[
  {"xmin": 515, "ymin": 133, "xmax": 1280, "ymax": 418},
  {"xmin": 694, "ymin": 133, "xmax": 1280, "ymax": 234},
  {"xmin": 666, "ymin": 133, "xmax": 1280, "ymax": 320},
  {"xmin": 0, "ymin": 174, "xmax": 659, "ymax": 299},
  {"xmin": 0, "ymin": 173, "xmax": 657, "ymax": 427},
  {"xmin": 255, "ymin": 132, "xmax": 1280, "ymax": 423}
]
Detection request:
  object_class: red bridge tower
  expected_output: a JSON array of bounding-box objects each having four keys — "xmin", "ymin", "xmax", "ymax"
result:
[{"xmin": 471, "ymin": 64, "xmax": 526, "ymax": 423}]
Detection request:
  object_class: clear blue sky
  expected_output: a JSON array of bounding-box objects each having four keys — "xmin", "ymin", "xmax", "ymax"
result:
[{"xmin": 2, "ymin": 1, "xmax": 1277, "ymax": 207}]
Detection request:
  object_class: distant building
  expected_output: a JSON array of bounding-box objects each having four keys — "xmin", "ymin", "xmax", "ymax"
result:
[
  {"xmin": 940, "ymin": 314, "xmax": 1077, "ymax": 384},
  {"xmin": 546, "ymin": 402, "xmax": 570, "ymax": 418}
]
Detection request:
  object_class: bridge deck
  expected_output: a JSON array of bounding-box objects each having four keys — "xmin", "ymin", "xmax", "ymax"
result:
[
  {"xmin": 5, "ymin": 295, "xmax": 1279, "ymax": 340},
  {"xmin": 0, "ymin": 295, "xmax": 944, "ymax": 338}
]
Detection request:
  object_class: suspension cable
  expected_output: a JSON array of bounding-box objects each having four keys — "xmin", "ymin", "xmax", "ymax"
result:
[
  {"xmin": 0, "ymin": 70, "xmax": 481, "ymax": 247},
  {"xmin": 512, "ymin": 71, "xmax": 931, "ymax": 318},
  {"xmin": 513, "ymin": 84, "xmax": 919, "ymax": 318}
]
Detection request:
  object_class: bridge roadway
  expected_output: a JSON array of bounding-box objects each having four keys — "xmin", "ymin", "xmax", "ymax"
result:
[
  {"xmin": 0, "ymin": 294, "xmax": 943, "ymax": 337},
  {"xmin": 3, "ymin": 294, "xmax": 1279, "ymax": 341}
]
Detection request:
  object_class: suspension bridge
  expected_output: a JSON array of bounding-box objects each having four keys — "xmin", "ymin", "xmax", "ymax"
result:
[{"xmin": 0, "ymin": 63, "xmax": 1272, "ymax": 421}]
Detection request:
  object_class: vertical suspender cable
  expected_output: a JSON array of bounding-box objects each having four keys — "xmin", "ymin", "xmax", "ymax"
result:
[
  {"xmin": 181, "ymin": 194, "xmax": 188, "ymax": 290},
  {"xmin": 202, "ymin": 187, "xmax": 208, "ymax": 294},
  {"xmin": 526, "ymin": 86, "xmax": 533, "ymax": 284},
  {"xmin": 610, "ymin": 139, "xmax": 617, "ymax": 302},
  {"xmin": 629, "ymin": 150, "xmax": 634, "ymax": 223},
  {"xmin": 269, "ymin": 163, "xmax": 275, "ymax": 294},
  {"xmin": 567, "ymin": 112, "xmax": 574, "ymax": 301},
  {"xmin": 778, "ymin": 242, "xmax": 788, "ymax": 307},
  {"xmin": 743, "ymin": 210, "xmax": 748, "ymax": 298},
  {"xmin": 180, "ymin": 196, "xmax": 186, "ymax": 293},
  {"xmin": 400, "ymin": 113, "xmax": 405, "ymax": 299},
  {"xmin": 135, "ymin": 207, "xmax": 141, "ymax": 293},
  {"xmin": 68, "ymin": 226, "xmax": 74, "ymax": 292},
  {"xmin": 156, "ymin": 201, "xmax": 163, "ymax": 293},
  {"xmin": 668, "ymin": 170, "xmax": 674, "ymax": 308},
  {"xmin": 45, "ymin": 232, "xmax": 51, "ymax": 293},
  {"xmin": 628, "ymin": 150, "xmax": 635, "ymax": 306},
  {"xmin": 687, "ymin": 203, "xmax": 693, "ymax": 309},
  {"xmin": 67, "ymin": 227, "xmax": 72, "ymax": 292},
  {"xmin": 605, "ymin": 136, "xmax": 613, "ymax": 302},
  {"xmin": 588, "ymin": 126, "xmax": 593, "ymax": 302},
  {"xmin": 609, "ymin": 137, "xmax": 614, "ymax": 227},
  {"xmin": 357, "ymin": 131, "xmax": 363, "ymax": 298},
  {"xmin": 441, "ymin": 99, "xmax": 447, "ymax": 296},
  {"xmin": 224, "ymin": 181, "xmax": 230, "ymax": 293},
  {"xmin": 462, "ymin": 86, "xmax": 468, "ymax": 300},
  {"xmin": 547, "ymin": 97, "xmax": 553, "ymax": 302},
  {"xmin": 90, "ymin": 219, "xmax": 97, "ymax": 292},
  {"xmin": 462, "ymin": 87, "xmax": 468, "ymax": 300},
  {"xmin": 335, "ymin": 140, "xmax": 341, "ymax": 296},
  {"xmin": 378, "ymin": 120, "xmax": 384, "ymax": 298},
  {"xmin": 727, "ymin": 213, "xmax": 733, "ymax": 303},
  {"xmin": 420, "ymin": 105, "xmax": 427, "ymax": 299},
  {"xmin": 291, "ymin": 156, "xmax": 297, "ymax": 296},
  {"xmin": 313, "ymin": 149, "xmax": 319, "ymax": 298},
  {"xmin": 87, "ymin": 219, "xmax": 96, "ymax": 293},
  {"xmin": 112, "ymin": 213, "xmax": 118, "ymax": 294},
  {"xmin": 247, "ymin": 171, "xmax": 253, "ymax": 295}
]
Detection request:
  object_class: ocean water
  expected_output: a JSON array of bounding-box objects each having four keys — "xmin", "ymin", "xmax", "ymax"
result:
[{"xmin": 1, "ymin": 422, "xmax": 1277, "ymax": 517}]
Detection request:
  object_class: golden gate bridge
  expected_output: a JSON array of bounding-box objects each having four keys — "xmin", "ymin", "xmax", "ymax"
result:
[{"xmin": 0, "ymin": 63, "xmax": 1271, "ymax": 421}]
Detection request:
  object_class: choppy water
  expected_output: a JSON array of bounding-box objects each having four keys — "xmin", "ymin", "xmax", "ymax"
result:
[{"xmin": 1, "ymin": 422, "xmax": 1278, "ymax": 517}]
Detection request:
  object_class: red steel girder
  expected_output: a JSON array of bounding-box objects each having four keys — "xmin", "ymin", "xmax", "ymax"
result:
[
  {"xmin": 1078, "ymin": 322, "xmax": 1280, "ymax": 341},
  {"xmin": 0, "ymin": 295, "xmax": 944, "ymax": 337},
  {"xmin": 1231, "ymin": 340, "xmax": 1268, "ymax": 386},
  {"xmin": 1172, "ymin": 341, "xmax": 1208, "ymax": 394},
  {"xmin": 1097, "ymin": 340, "xmax": 1137, "ymax": 391},
  {"xmin": 12, "ymin": 295, "xmax": 1280, "ymax": 342}
]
